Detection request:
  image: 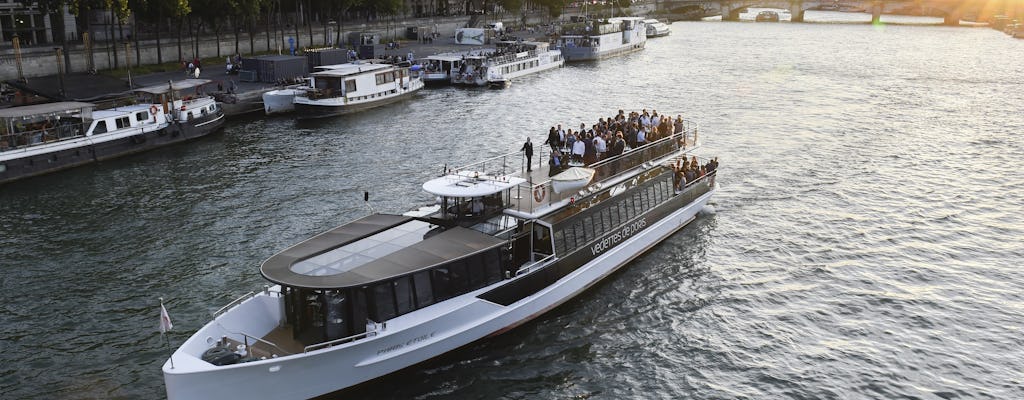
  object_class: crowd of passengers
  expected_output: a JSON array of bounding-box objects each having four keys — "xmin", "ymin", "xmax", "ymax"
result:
[
  {"xmin": 672, "ymin": 155, "xmax": 718, "ymax": 190},
  {"xmin": 543, "ymin": 109, "xmax": 684, "ymax": 173},
  {"xmin": 540, "ymin": 108, "xmax": 718, "ymax": 190}
]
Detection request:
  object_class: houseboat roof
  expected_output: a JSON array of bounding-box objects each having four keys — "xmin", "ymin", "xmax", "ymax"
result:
[
  {"xmin": 260, "ymin": 213, "xmax": 504, "ymax": 289},
  {"xmin": 0, "ymin": 102, "xmax": 94, "ymax": 119},
  {"xmin": 134, "ymin": 79, "xmax": 212, "ymax": 94},
  {"xmin": 311, "ymin": 63, "xmax": 393, "ymax": 77},
  {"xmin": 92, "ymin": 104, "xmax": 153, "ymax": 118},
  {"xmin": 424, "ymin": 54, "xmax": 465, "ymax": 62},
  {"xmin": 422, "ymin": 171, "xmax": 527, "ymax": 198}
]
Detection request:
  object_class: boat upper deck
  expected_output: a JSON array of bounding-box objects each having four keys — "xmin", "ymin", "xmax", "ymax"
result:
[{"xmin": 260, "ymin": 214, "xmax": 505, "ymax": 289}]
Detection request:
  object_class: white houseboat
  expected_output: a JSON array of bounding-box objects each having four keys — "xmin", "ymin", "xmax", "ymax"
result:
[
  {"xmin": 162, "ymin": 114, "xmax": 717, "ymax": 399},
  {"xmin": 1, "ymin": 79, "xmax": 224, "ymax": 184},
  {"xmin": 451, "ymin": 41, "xmax": 564, "ymax": 88},
  {"xmin": 643, "ymin": 19, "xmax": 671, "ymax": 37},
  {"xmin": 292, "ymin": 62, "xmax": 424, "ymax": 120},
  {"xmin": 557, "ymin": 17, "xmax": 647, "ymax": 62}
]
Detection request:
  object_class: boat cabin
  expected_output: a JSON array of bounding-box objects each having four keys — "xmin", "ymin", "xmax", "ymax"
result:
[
  {"xmin": 305, "ymin": 63, "xmax": 406, "ymax": 101},
  {"xmin": 0, "ymin": 102, "xmax": 93, "ymax": 151},
  {"xmin": 133, "ymin": 79, "xmax": 220, "ymax": 122}
]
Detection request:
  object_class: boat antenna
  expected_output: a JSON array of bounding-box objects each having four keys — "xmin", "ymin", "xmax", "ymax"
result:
[{"xmin": 364, "ymin": 191, "xmax": 376, "ymax": 214}]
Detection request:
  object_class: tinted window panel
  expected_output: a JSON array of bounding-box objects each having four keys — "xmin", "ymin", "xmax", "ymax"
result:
[
  {"xmin": 372, "ymin": 283, "xmax": 397, "ymax": 321},
  {"xmin": 483, "ymin": 248, "xmax": 502, "ymax": 284},
  {"xmin": 582, "ymin": 216, "xmax": 594, "ymax": 243},
  {"xmin": 449, "ymin": 261, "xmax": 469, "ymax": 295},
  {"xmin": 413, "ymin": 271, "xmax": 434, "ymax": 308},
  {"xmin": 467, "ymin": 254, "xmax": 485, "ymax": 290},
  {"xmin": 553, "ymin": 229, "xmax": 566, "ymax": 254},
  {"xmin": 394, "ymin": 276, "xmax": 415, "ymax": 315},
  {"xmin": 432, "ymin": 267, "xmax": 452, "ymax": 300}
]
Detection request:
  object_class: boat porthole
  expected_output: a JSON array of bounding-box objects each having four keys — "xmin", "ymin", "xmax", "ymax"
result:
[
  {"xmin": 268, "ymin": 365, "xmax": 281, "ymax": 373},
  {"xmin": 0, "ymin": 164, "xmax": 6, "ymax": 173}
]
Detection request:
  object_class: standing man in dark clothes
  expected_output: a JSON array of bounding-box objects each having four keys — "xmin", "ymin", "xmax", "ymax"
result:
[
  {"xmin": 521, "ymin": 137, "xmax": 534, "ymax": 172},
  {"xmin": 544, "ymin": 126, "xmax": 560, "ymax": 151}
]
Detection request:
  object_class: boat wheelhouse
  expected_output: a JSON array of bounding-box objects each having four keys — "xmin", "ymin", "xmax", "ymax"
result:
[
  {"xmin": 557, "ymin": 17, "xmax": 647, "ymax": 62},
  {"xmin": 163, "ymin": 115, "xmax": 716, "ymax": 399},
  {"xmin": 1, "ymin": 79, "xmax": 224, "ymax": 184},
  {"xmin": 642, "ymin": 19, "xmax": 671, "ymax": 37},
  {"xmin": 293, "ymin": 62, "xmax": 424, "ymax": 120}
]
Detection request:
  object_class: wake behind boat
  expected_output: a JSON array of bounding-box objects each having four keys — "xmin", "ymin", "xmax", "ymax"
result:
[
  {"xmin": 163, "ymin": 110, "xmax": 717, "ymax": 399},
  {"xmin": 1, "ymin": 79, "xmax": 224, "ymax": 184},
  {"xmin": 293, "ymin": 62, "xmax": 424, "ymax": 120}
]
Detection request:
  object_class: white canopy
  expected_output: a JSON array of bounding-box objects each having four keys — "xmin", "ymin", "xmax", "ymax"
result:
[{"xmin": 422, "ymin": 171, "xmax": 526, "ymax": 198}]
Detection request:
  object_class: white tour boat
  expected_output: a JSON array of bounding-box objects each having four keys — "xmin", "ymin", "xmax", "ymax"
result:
[
  {"xmin": 163, "ymin": 115, "xmax": 716, "ymax": 399},
  {"xmin": 292, "ymin": 62, "xmax": 424, "ymax": 120},
  {"xmin": 451, "ymin": 41, "xmax": 564, "ymax": 87},
  {"xmin": 557, "ymin": 17, "xmax": 647, "ymax": 62},
  {"xmin": 643, "ymin": 19, "xmax": 672, "ymax": 37},
  {"xmin": 1, "ymin": 79, "xmax": 224, "ymax": 184}
]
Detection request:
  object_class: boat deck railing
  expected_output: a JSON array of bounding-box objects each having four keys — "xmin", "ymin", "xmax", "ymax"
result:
[
  {"xmin": 510, "ymin": 121, "xmax": 701, "ymax": 215},
  {"xmin": 1, "ymin": 122, "xmax": 87, "ymax": 152}
]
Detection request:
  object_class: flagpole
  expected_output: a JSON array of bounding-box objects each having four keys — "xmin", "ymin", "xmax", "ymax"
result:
[{"xmin": 160, "ymin": 297, "xmax": 175, "ymax": 369}]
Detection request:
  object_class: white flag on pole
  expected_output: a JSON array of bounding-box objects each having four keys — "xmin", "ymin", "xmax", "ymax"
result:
[{"xmin": 160, "ymin": 303, "xmax": 174, "ymax": 333}]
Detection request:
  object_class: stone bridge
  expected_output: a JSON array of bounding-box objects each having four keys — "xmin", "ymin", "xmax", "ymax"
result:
[{"xmin": 660, "ymin": 0, "xmax": 995, "ymax": 25}]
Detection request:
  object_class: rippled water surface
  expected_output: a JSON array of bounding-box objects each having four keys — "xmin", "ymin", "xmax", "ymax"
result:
[{"xmin": 2, "ymin": 19, "xmax": 1024, "ymax": 399}]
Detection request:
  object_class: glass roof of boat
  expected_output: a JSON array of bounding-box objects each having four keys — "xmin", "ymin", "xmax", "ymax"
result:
[{"xmin": 289, "ymin": 219, "xmax": 433, "ymax": 277}]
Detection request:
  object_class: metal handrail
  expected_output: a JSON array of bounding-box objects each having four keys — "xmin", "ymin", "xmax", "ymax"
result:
[
  {"xmin": 213, "ymin": 321, "xmax": 294, "ymax": 357},
  {"xmin": 516, "ymin": 253, "xmax": 557, "ymax": 276},
  {"xmin": 213, "ymin": 291, "xmax": 256, "ymax": 318},
  {"xmin": 304, "ymin": 329, "xmax": 379, "ymax": 353}
]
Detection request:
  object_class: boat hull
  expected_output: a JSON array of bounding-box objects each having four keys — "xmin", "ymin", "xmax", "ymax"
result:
[
  {"xmin": 293, "ymin": 84, "xmax": 422, "ymax": 120},
  {"xmin": 262, "ymin": 89, "xmax": 302, "ymax": 115},
  {"xmin": 163, "ymin": 183, "xmax": 714, "ymax": 399},
  {"xmin": 561, "ymin": 42, "xmax": 646, "ymax": 62},
  {"xmin": 0, "ymin": 112, "xmax": 225, "ymax": 184}
]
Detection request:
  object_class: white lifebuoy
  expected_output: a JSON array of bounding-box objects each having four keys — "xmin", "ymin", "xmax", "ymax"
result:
[
  {"xmin": 533, "ymin": 185, "xmax": 546, "ymax": 203},
  {"xmin": 149, "ymin": 105, "xmax": 159, "ymax": 122}
]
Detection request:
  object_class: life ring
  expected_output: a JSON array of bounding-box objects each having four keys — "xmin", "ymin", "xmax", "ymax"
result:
[
  {"xmin": 533, "ymin": 185, "xmax": 546, "ymax": 203},
  {"xmin": 149, "ymin": 105, "xmax": 159, "ymax": 122}
]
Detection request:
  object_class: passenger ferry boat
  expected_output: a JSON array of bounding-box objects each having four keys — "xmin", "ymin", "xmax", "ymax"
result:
[
  {"xmin": 419, "ymin": 53, "xmax": 469, "ymax": 86},
  {"xmin": 162, "ymin": 114, "xmax": 716, "ymax": 399},
  {"xmin": 0, "ymin": 79, "xmax": 224, "ymax": 184},
  {"xmin": 293, "ymin": 62, "xmax": 424, "ymax": 120},
  {"xmin": 643, "ymin": 19, "xmax": 671, "ymax": 37},
  {"xmin": 451, "ymin": 41, "xmax": 564, "ymax": 87},
  {"xmin": 557, "ymin": 17, "xmax": 647, "ymax": 62}
]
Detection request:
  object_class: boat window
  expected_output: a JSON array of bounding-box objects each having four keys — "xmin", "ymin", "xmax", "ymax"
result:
[
  {"xmin": 620, "ymin": 198, "xmax": 631, "ymax": 221},
  {"xmin": 432, "ymin": 267, "xmax": 453, "ymax": 301},
  {"xmin": 533, "ymin": 224, "xmax": 553, "ymax": 256},
  {"xmin": 136, "ymin": 111, "xmax": 148, "ymax": 122},
  {"xmin": 323, "ymin": 290, "xmax": 348, "ymax": 341},
  {"xmin": 344, "ymin": 79, "xmax": 357, "ymax": 92},
  {"xmin": 393, "ymin": 276, "xmax": 416, "ymax": 315},
  {"xmin": 413, "ymin": 271, "xmax": 434, "ymax": 308},
  {"xmin": 92, "ymin": 120, "xmax": 107, "ymax": 134},
  {"xmin": 448, "ymin": 260, "xmax": 469, "ymax": 294},
  {"xmin": 553, "ymin": 229, "xmax": 566, "ymax": 255},
  {"xmin": 573, "ymin": 221, "xmax": 586, "ymax": 249},
  {"xmin": 115, "ymin": 116, "xmax": 130, "ymax": 129},
  {"xmin": 483, "ymin": 248, "xmax": 503, "ymax": 282},
  {"xmin": 582, "ymin": 216, "xmax": 594, "ymax": 243},
  {"xmin": 467, "ymin": 253, "xmax": 486, "ymax": 290},
  {"xmin": 609, "ymin": 202, "xmax": 620, "ymax": 228},
  {"xmin": 632, "ymin": 192, "xmax": 643, "ymax": 216},
  {"xmin": 598, "ymin": 208, "xmax": 606, "ymax": 236},
  {"xmin": 370, "ymin": 283, "xmax": 397, "ymax": 322}
]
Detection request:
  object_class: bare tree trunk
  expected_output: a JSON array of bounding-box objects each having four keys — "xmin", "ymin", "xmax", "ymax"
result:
[
  {"xmin": 156, "ymin": 5, "xmax": 163, "ymax": 64},
  {"xmin": 110, "ymin": 8, "xmax": 119, "ymax": 69}
]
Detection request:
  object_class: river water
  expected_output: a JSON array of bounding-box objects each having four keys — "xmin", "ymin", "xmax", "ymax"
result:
[{"xmin": 2, "ymin": 13, "xmax": 1024, "ymax": 399}]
